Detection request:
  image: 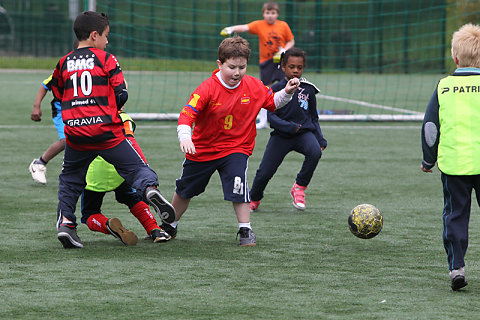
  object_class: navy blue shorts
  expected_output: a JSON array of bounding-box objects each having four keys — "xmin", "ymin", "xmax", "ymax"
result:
[
  {"xmin": 260, "ymin": 59, "xmax": 285, "ymax": 85},
  {"xmin": 176, "ymin": 153, "xmax": 251, "ymax": 202}
]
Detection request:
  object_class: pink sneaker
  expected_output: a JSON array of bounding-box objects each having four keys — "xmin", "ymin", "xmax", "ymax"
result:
[
  {"xmin": 250, "ymin": 200, "xmax": 261, "ymax": 212},
  {"xmin": 290, "ymin": 182, "xmax": 307, "ymax": 210}
]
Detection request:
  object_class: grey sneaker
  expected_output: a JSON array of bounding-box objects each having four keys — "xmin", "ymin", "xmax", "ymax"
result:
[
  {"xmin": 450, "ymin": 267, "xmax": 468, "ymax": 291},
  {"xmin": 150, "ymin": 228, "xmax": 172, "ymax": 243},
  {"xmin": 57, "ymin": 224, "xmax": 83, "ymax": 249},
  {"xmin": 145, "ymin": 187, "xmax": 176, "ymax": 223},
  {"xmin": 106, "ymin": 218, "xmax": 138, "ymax": 246},
  {"xmin": 237, "ymin": 227, "xmax": 257, "ymax": 247}
]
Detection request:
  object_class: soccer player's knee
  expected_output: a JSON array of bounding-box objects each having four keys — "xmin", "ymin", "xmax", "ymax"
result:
[{"xmin": 310, "ymin": 146, "xmax": 322, "ymax": 160}]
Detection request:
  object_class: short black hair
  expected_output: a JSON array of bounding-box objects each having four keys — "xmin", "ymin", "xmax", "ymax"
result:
[
  {"xmin": 280, "ymin": 47, "xmax": 306, "ymax": 67},
  {"xmin": 74, "ymin": 11, "xmax": 109, "ymax": 41}
]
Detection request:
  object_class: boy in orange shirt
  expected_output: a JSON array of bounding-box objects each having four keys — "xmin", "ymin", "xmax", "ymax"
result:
[{"xmin": 221, "ymin": 1, "xmax": 294, "ymax": 129}]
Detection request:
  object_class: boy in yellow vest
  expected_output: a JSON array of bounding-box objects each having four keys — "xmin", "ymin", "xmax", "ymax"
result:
[
  {"xmin": 421, "ymin": 23, "xmax": 480, "ymax": 291},
  {"xmin": 81, "ymin": 110, "xmax": 171, "ymax": 245}
]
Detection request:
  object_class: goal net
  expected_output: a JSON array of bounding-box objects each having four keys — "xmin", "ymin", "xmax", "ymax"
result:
[{"xmin": 88, "ymin": 0, "xmax": 479, "ymax": 121}]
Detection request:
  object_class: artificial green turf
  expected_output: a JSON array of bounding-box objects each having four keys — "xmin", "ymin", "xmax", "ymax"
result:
[{"xmin": 1, "ymin": 70, "xmax": 480, "ymax": 319}]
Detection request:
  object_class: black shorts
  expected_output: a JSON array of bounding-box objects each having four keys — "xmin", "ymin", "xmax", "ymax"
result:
[
  {"xmin": 80, "ymin": 181, "xmax": 143, "ymax": 224},
  {"xmin": 260, "ymin": 59, "xmax": 285, "ymax": 85},
  {"xmin": 176, "ymin": 153, "xmax": 251, "ymax": 202}
]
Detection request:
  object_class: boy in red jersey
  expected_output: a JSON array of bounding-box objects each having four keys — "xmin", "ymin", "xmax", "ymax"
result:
[
  {"xmin": 221, "ymin": 1, "xmax": 295, "ymax": 129},
  {"xmin": 160, "ymin": 36, "xmax": 299, "ymax": 246},
  {"xmin": 51, "ymin": 11, "xmax": 175, "ymax": 249}
]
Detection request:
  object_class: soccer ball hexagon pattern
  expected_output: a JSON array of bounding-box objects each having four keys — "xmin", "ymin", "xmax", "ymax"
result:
[{"xmin": 348, "ymin": 204, "xmax": 383, "ymax": 239}]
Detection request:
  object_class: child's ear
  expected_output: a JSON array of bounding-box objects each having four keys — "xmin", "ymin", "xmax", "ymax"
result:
[
  {"xmin": 90, "ymin": 30, "xmax": 98, "ymax": 41},
  {"xmin": 216, "ymin": 59, "xmax": 222, "ymax": 69},
  {"xmin": 453, "ymin": 56, "xmax": 459, "ymax": 65}
]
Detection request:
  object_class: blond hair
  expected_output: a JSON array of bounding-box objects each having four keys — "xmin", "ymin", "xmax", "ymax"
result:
[{"xmin": 451, "ymin": 23, "xmax": 480, "ymax": 68}]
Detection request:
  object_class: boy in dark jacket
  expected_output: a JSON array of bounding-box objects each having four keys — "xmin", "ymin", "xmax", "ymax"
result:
[{"xmin": 250, "ymin": 48, "xmax": 327, "ymax": 212}]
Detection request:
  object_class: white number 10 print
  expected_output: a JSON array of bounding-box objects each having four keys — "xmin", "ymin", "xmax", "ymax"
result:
[{"xmin": 70, "ymin": 71, "xmax": 93, "ymax": 97}]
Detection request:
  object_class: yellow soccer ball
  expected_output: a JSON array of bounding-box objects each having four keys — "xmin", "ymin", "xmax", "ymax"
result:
[{"xmin": 348, "ymin": 204, "xmax": 383, "ymax": 239}]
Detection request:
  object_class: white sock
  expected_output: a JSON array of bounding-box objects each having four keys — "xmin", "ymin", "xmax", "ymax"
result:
[{"xmin": 239, "ymin": 222, "xmax": 251, "ymax": 230}]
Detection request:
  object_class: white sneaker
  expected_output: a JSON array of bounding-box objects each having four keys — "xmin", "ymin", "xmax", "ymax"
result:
[
  {"xmin": 29, "ymin": 159, "xmax": 47, "ymax": 184},
  {"xmin": 256, "ymin": 122, "xmax": 268, "ymax": 129}
]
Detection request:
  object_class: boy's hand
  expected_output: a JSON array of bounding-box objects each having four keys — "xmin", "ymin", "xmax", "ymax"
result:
[
  {"xmin": 31, "ymin": 105, "xmax": 42, "ymax": 121},
  {"xmin": 285, "ymin": 78, "xmax": 300, "ymax": 94},
  {"xmin": 220, "ymin": 27, "xmax": 233, "ymax": 37},
  {"xmin": 180, "ymin": 139, "xmax": 196, "ymax": 154}
]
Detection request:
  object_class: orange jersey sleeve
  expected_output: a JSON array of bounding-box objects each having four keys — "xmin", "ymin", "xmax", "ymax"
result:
[{"xmin": 247, "ymin": 20, "xmax": 294, "ymax": 63}]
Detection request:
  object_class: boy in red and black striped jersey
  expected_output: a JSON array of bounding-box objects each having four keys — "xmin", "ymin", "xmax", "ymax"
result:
[
  {"xmin": 160, "ymin": 36, "xmax": 300, "ymax": 246},
  {"xmin": 51, "ymin": 11, "xmax": 175, "ymax": 249}
]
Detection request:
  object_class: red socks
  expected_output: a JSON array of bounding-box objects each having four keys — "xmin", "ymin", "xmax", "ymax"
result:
[
  {"xmin": 130, "ymin": 201, "xmax": 159, "ymax": 235},
  {"xmin": 86, "ymin": 202, "xmax": 159, "ymax": 236},
  {"xmin": 86, "ymin": 213, "xmax": 109, "ymax": 234}
]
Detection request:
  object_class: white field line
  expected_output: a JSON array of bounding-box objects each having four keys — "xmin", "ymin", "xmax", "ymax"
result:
[
  {"xmin": 317, "ymin": 94, "xmax": 423, "ymax": 115},
  {"xmin": 0, "ymin": 124, "xmax": 419, "ymax": 130},
  {"xmin": 0, "ymin": 124, "xmax": 174, "ymax": 129}
]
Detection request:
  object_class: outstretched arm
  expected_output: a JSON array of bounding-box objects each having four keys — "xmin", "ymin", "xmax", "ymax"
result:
[{"xmin": 220, "ymin": 24, "xmax": 249, "ymax": 36}]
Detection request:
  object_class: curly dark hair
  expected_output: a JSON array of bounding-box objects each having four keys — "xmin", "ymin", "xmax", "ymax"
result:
[{"xmin": 280, "ymin": 47, "xmax": 306, "ymax": 67}]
